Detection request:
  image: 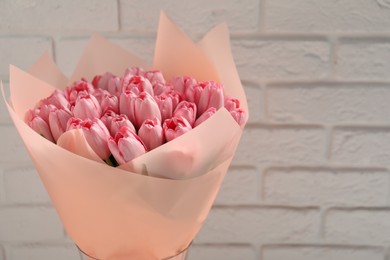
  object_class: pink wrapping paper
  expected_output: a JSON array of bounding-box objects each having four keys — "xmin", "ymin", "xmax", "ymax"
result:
[{"xmin": 2, "ymin": 12, "xmax": 247, "ymax": 260}]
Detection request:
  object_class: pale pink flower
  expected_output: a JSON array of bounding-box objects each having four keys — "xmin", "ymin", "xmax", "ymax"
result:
[
  {"xmin": 122, "ymin": 75, "xmax": 153, "ymax": 96},
  {"xmin": 162, "ymin": 89, "xmax": 181, "ymax": 111},
  {"xmin": 48, "ymin": 108, "xmax": 72, "ymax": 142},
  {"xmin": 194, "ymin": 107, "xmax": 217, "ymax": 127},
  {"xmin": 144, "ymin": 70, "xmax": 166, "ymax": 85},
  {"xmin": 224, "ymin": 96, "xmax": 240, "ymax": 112},
  {"xmin": 154, "ymin": 94, "xmax": 173, "ymax": 123},
  {"xmin": 101, "ymin": 92, "xmax": 119, "ymax": 114},
  {"xmin": 132, "ymin": 92, "xmax": 161, "ymax": 128},
  {"xmin": 80, "ymin": 118, "xmax": 111, "ymax": 160},
  {"xmin": 100, "ymin": 110, "xmax": 118, "ymax": 129},
  {"xmin": 28, "ymin": 115, "xmax": 55, "ymax": 142},
  {"xmin": 43, "ymin": 89, "xmax": 70, "ymax": 111},
  {"xmin": 92, "ymin": 72, "xmax": 114, "ymax": 90},
  {"xmin": 67, "ymin": 117, "xmax": 84, "ymax": 130},
  {"xmin": 163, "ymin": 116, "xmax": 192, "ymax": 142},
  {"xmin": 108, "ymin": 126, "xmax": 146, "ymax": 165},
  {"xmin": 171, "ymin": 76, "xmax": 197, "ymax": 99},
  {"xmin": 110, "ymin": 114, "xmax": 135, "ymax": 137},
  {"xmin": 35, "ymin": 104, "xmax": 57, "ymax": 124},
  {"xmin": 173, "ymin": 101, "xmax": 197, "ymax": 126},
  {"xmin": 119, "ymin": 89, "xmax": 137, "ymax": 124},
  {"xmin": 65, "ymin": 79, "xmax": 94, "ymax": 106},
  {"xmin": 73, "ymin": 94, "xmax": 102, "ymax": 120},
  {"xmin": 138, "ymin": 118, "xmax": 164, "ymax": 151},
  {"xmin": 107, "ymin": 76, "xmax": 122, "ymax": 97},
  {"xmin": 230, "ymin": 108, "xmax": 247, "ymax": 127},
  {"xmin": 197, "ymin": 81, "xmax": 224, "ymax": 116},
  {"xmin": 152, "ymin": 81, "xmax": 168, "ymax": 96}
]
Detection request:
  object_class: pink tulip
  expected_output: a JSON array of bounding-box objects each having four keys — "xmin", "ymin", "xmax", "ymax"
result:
[
  {"xmin": 101, "ymin": 92, "xmax": 119, "ymax": 114},
  {"xmin": 122, "ymin": 75, "xmax": 153, "ymax": 96},
  {"xmin": 28, "ymin": 115, "xmax": 55, "ymax": 142},
  {"xmin": 163, "ymin": 116, "xmax": 192, "ymax": 142},
  {"xmin": 230, "ymin": 108, "xmax": 247, "ymax": 127},
  {"xmin": 108, "ymin": 126, "xmax": 146, "ymax": 165},
  {"xmin": 35, "ymin": 104, "xmax": 57, "ymax": 124},
  {"xmin": 67, "ymin": 117, "xmax": 84, "ymax": 130},
  {"xmin": 100, "ymin": 109, "xmax": 118, "ymax": 129},
  {"xmin": 197, "ymin": 81, "xmax": 224, "ymax": 116},
  {"xmin": 107, "ymin": 76, "xmax": 122, "ymax": 97},
  {"xmin": 48, "ymin": 108, "xmax": 72, "ymax": 142},
  {"xmin": 110, "ymin": 114, "xmax": 136, "ymax": 136},
  {"xmin": 224, "ymin": 96, "xmax": 240, "ymax": 112},
  {"xmin": 73, "ymin": 94, "xmax": 102, "ymax": 120},
  {"xmin": 91, "ymin": 88, "xmax": 110, "ymax": 103},
  {"xmin": 152, "ymin": 81, "xmax": 168, "ymax": 96},
  {"xmin": 144, "ymin": 70, "xmax": 166, "ymax": 85},
  {"xmin": 92, "ymin": 72, "xmax": 114, "ymax": 90},
  {"xmin": 119, "ymin": 89, "xmax": 137, "ymax": 124},
  {"xmin": 173, "ymin": 101, "xmax": 197, "ymax": 126},
  {"xmin": 171, "ymin": 76, "xmax": 197, "ymax": 99},
  {"xmin": 194, "ymin": 107, "xmax": 217, "ymax": 127},
  {"xmin": 138, "ymin": 118, "xmax": 164, "ymax": 151},
  {"xmin": 80, "ymin": 118, "xmax": 111, "ymax": 160},
  {"xmin": 163, "ymin": 89, "xmax": 181, "ymax": 111},
  {"xmin": 123, "ymin": 67, "xmax": 145, "ymax": 79},
  {"xmin": 65, "ymin": 79, "xmax": 94, "ymax": 106},
  {"xmin": 154, "ymin": 94, "xmax": 173, "ymax": 123},
  {"xmin": 43, "ymin": 89, "xmax": 70, "ymax": 111},
  {"xmin": 133, "ymin": 92, "xmax": 162, "ymax": 128}
]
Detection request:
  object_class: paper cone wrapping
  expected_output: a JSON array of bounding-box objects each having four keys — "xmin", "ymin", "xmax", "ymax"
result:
[{"xmin": 2, "ymin": 12, "xmax": 248, "ymax": 260}]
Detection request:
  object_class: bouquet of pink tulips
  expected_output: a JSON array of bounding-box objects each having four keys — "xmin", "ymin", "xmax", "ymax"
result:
[
  {"xmin": 2, "ymin": 12, "xmax": 248, "ymax": 260},
  {"xmin": 26, "ymin": 67, "xmax": 246, "ymax": 168}
]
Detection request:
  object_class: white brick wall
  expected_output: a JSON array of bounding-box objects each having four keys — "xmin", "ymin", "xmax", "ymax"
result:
[{"xmin": 2, "ymin": 0, "xmax": 390, "ymax": 259}]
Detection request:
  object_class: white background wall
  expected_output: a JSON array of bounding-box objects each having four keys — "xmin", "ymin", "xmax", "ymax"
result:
[{"xmin": 1, "ymin": 0, "xmax": 390, "ymax": 259}]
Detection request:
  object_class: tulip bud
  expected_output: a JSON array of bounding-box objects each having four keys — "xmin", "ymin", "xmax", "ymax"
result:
[
  {"xmin": 65, "ymin": 79, "xmax": 94, "ymax": 106},
  {"xmin": 163, "ymin": 116, "xmax": 192, "ymax": 142},
  {"xmin": 100, "ymin": 109, "xmax": 118, "ymax": 129},
  {"xmin": 101, "ymin": 92, "xmax": 119, "ymax": 114},
  {"xmin": 171, "ymin": 76, "xmax": 197, "ymax": 99},
  {"xmin": 132, "ymin": 92, "xmax": 162, "ymax": 129},
  {"xmin": 119, "ymin": 90, "xmax": 137, "ymax": 125},
  {"xmin": 197, "ymin": 81, "xmax": 224, "ymax": 116},
  {"xmin": 152, "ymin": 81, "xmax": 168, "ymax": 96},
  {"xmin": 230, "ymin": 108, "xmax": 247, "ymax": 127},
  {"xmin": 67, "ymin": 117, "xmax": 84, "ymax": 131},
  {"xmin": 108, "ymin": 126, "xmax": 146, "ymax": 165},
  {"xmin": 144, "ymin": 70, "xmax": 166, "ymax": 85},
  {"xmin": 91, "ymin": 88, "xmax": 110, "ymax": 103},
  {"xmin": 224, "ymin": 96, "xmax": 240, "ymax": 112},
  {"xmin": 92, "ymin": 72, "xmax": 114, "ymax": 90},
  {"xmin": 163, "ymin": 89, "xmax": 181, "ymax": 111},
  {"xmin": 154, "ymin": 94, "xmax": 173, "ymax": 123},
  {"xmin": 110, "ymin": 114, "xmax": 136, "ymax": 137},
  {"xmin": 173, "ymin": 101, "xmax": 197, "ymax": 126},
  {"xmin": 28, "ymin": 115, "xmax": 55, "ymax": 142},
  {"xmin": 107, "ymin": 76, "xmax": 122, "ymax": 97},
  {"xmin": 35, "ymin": 104, "xmax": 57, "ymax": 124},
  {"xmin": 73, "ymin": 94, "xmax": 102, "ymax": 120},
  {"xmin": 138, "ymin": 118, "xmax": 164, "ymax": 151},
  {"xmin": 44, "ymin": 89, "xmax": 70, "ymax": 111},
  {"xmin": 122, "ymin": 75, "xmax": 154, "ymax": 96},
  {"xmin": 80, "ymin": 118, "xmax": 111, "ymax": 160},
  {"xmin": 194, "ymin": 107, "xmax": 217, "ymax": 127},
  {"xmin": 48, "ymin": 108, "xmax": 72, "ymax": 142}
]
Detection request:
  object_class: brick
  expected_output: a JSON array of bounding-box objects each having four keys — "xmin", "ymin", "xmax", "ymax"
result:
[
  {"xmin": 263, "ymin": 167, "xmax": 388, "ymax": 207},
  {"xmin": 55, "ymin": 36, "xmax": 155, "ymax": 78},
  {"xmin": 0, "ymin": 207, "xmax": 63, "ymax": 242},
  {"xmin": 244, "ymin": 85, "xmax": 263, "ymax": 124},
  {"xmin": 195, "ymin": 207, "xmax": 320, "ymax": 244},
  {"xmin": 267, "ymin": 84, "xmax": 390, "ymax": 124},
  {"xmin": 325, "ymin": 209, "xmax": 390, "ymax": 245},
  {"xmin": 233, "ymin": 126, "xmax": 325, "ymax": 165},
  {"xmin": 0, "ymin": 0, "xmax": 118, "ymax": 32},
  {"xmin": 214, "ymin": 167, "xmax": 258, "ymax": 205},
  {"xmin": 0, "ymin": 125, "xmax": 31, "ymax": 165},
  {"xmin": 336, "ymin": 40, "xmax": 390, "ymax": 80},
  {"xmin": 262, "ymin": 245, "xmax": 384, "ymax": 260},
  {"xmin": 0, "ymin": 36, "xmax": 52, "ymax": 81},
  {"xmin": 331, "ymin": 127, "xmax": 390, "ymax": 166},
  {"xmin": 265, "ymin": 0, "xmax": 390, "ymax": 32},
  {"xmin": 232, "ymin": 39, "xmax": 330, "ymax": 81},
  {"xmin": 10, "ymin": 245, "xmax": 80, "ymax": 260},
  {"xmin": 4, "ymin": 167, "xmax": 51, "ymax": 204},
  {"xmin": 119, "ymin": 0, "xmax": 259, "ymax": 34},
  {"xmin": 188, "ymin": 245, "xmax": 255, "ymax": 260}
]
